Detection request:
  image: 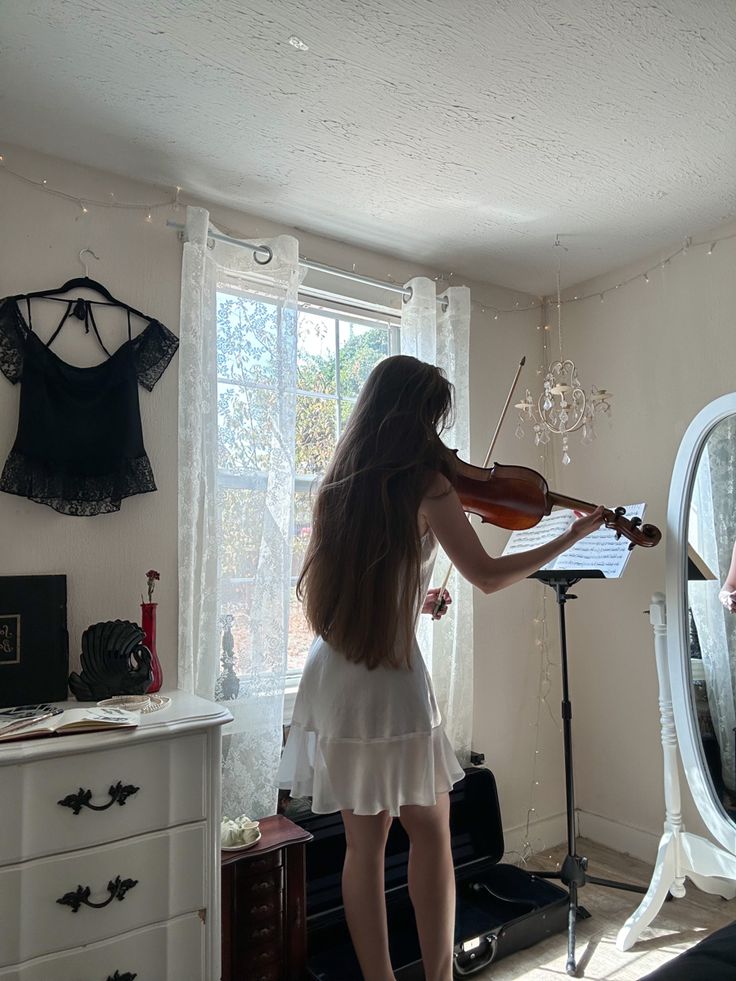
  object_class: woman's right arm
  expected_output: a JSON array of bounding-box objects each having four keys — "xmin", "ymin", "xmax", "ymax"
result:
[
  {"xmin": 420, "ymin": 475, "xmax": 604, "ymax": 595},
  {"xmin": 719, "ymin": 541, "xmax": 736, "ymax": 613}
]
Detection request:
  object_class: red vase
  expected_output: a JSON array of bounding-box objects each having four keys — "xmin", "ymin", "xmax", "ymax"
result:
[{"xmin": 141, "ymin": 602, "xmax": 163, "ymax": 693}]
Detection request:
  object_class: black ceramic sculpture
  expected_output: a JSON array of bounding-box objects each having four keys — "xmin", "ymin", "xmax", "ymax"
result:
[{"xmin": 68, "ymin": 620, "xmax": 153, "ymax": 701}]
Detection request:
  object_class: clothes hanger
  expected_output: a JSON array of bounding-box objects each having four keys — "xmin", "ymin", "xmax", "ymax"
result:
[{"xmin": 11, "ymin": 249, "xmax": 151, "ymax": 322}]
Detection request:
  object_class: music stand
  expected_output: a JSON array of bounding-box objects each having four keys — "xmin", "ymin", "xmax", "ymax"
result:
[{"xmin": 529, "ymin": 569, "xmax": 647, "ymax": 976}]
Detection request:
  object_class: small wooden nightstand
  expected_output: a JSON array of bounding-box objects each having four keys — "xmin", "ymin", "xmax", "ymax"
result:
[{"xmin": 221, "ymin": 814, "xmax": 313, "ymax": 981}]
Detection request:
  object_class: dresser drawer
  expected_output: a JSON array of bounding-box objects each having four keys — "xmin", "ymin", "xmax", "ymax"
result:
[
  {"xmin": 0, "ymin": 824, "xmax": 206, "ymax": 967},
  {"xmin": 0, "ymin": 733, "xmax": 207, "ymax": 863},
  {"xmin": 0, "ymin": 912, "xmax": 205, "ymax": 980}
]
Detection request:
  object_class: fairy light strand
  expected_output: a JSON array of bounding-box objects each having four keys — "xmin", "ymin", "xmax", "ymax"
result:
[
  {"xmin": 1, "ymin": 153, "xmax": 733, "ymax": 319},
  {"xmin": 0, "ymin": 158, "xmax": 180, "ymax": 212},
  {"xmin": 504, "ymin": 427, "xmax": 562, "ymax": 869}
]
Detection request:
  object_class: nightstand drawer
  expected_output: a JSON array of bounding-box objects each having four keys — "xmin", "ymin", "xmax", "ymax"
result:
[
  {"xmin": 0, "ymin": 733, "xmax": 207, "ymax": 863},
  {"xmin": 240, "ymin": 917, "xmax": 284, "ymax": 948},
  {"xmin": 0, "ymin": 824, "xmax": 206, "ymax": 966},
  {"xmin": 239, "ymin": 849, "xmax": 283, "ymax": 876},
  {"xmin": 237, "ymin": 867, "xmax": 284, "ymax": 903},
  {"xmin": 236, "ymin": 936, "xmax": 284, "ymax": 981},
  {"xmin": 0, "ymin": 913, "xmax": 205, "ymax": 980}
]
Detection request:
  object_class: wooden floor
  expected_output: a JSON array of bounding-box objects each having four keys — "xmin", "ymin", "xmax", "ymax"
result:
[{"xmin": 472, "ymin": 838, "xmax": 734, "ymax": 980}]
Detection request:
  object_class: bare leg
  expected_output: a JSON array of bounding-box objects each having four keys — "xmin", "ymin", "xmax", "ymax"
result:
[
  {"xmin": 341, "ymin": 809, "xmax": 395, "ymax": 981},
  {"xmin": 399, "ymin": 793, "xmax": 455, "ymax": 981}
]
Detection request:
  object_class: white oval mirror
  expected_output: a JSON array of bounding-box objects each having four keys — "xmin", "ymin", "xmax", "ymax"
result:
[{"xmin": 668, "ymin": 393, "xmax": 736, "ymax": 855}]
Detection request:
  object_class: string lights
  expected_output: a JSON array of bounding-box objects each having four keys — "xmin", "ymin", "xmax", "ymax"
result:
[
  {"xmin": 516, "ymin": 587, "xmax": 561, "ymax": 866},
  {"xmin": 1, "ymin": 150, "xmax": 733, "ymax": 322},
  {"xmin": 475, "ymin": 229, "xmax": 736, "ymax": 321},
  {"xmin": 0, "ymin": 155, "xmax": 181, "ymax": 216},
  {"xmin": 504, "ymin": 431, "xmax": 562, "ymax": 870}
]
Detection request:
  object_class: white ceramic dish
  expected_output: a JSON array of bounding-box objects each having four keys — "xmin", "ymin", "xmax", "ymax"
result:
[
  {"xmin": 97, "ymin": 694, "xmax": 171, "ymax": 713},
  {"xmin": 221, "ymin": 830, "xmax": 262, "ymax": 852}
]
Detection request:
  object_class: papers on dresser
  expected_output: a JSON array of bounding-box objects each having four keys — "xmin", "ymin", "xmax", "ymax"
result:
[
  {"xmin": 0, "ymin": 706, "xmax": 139, "ymax": 742},
  {"xmin": 501, "ymin": 504, "xmax": 647, "ymax": 579}
]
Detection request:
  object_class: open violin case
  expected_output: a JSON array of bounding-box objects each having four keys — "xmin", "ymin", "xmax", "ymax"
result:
[{"xmin": 293, "ymin": 767, "xmax": 568, "ymax": 978}]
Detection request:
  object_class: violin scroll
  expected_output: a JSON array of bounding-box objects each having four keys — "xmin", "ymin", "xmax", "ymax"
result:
[{"xmin": 603, "ymin": 506, "xmax": 661, "ymax": 549}]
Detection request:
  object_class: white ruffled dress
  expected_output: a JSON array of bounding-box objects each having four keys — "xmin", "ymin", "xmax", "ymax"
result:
[{"xmin": 278, "ymin": 531, "xmax": 464, "ymax": 816}]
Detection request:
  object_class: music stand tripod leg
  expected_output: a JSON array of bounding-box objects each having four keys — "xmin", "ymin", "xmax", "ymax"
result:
[{"xmin": 526, "ymin": 571, "xmax": 646, "ymax": 976}]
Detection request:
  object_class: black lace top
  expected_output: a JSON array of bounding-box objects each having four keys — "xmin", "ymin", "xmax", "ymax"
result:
[{"xmin": 0, "ymin": 297, "xmax": 179, "ymax": 515}]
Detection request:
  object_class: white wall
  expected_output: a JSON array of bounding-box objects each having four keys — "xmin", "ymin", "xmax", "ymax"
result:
[
  {"xmin": 0, "ymin": 144, "xmax": 564, "ymax": 845},
  {"xmin": 555, "ymin": 223, "xmax": 736, "ymax": 857},
  {"xmin": 9, "ymin": 144, "xmax": 723, "ymax": 861},
  {"xmin": 8, "ymin": 146, "xmax": 728, "ymax": 862}
]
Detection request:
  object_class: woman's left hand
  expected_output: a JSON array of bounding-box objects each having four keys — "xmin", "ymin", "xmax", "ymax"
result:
[{"xmin": 422, "ymin": 588, "xmax": 452, "ymax": 619}]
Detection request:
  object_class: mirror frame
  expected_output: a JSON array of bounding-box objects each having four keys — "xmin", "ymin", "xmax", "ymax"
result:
[{"xmin": 667, "ymin": 392, "xmax": 736, "ymax": 855}]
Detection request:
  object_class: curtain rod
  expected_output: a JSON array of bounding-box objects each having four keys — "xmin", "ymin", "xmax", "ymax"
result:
[{"xmin": 166, "ymin": 220, "xmax": 448, "ymax": 304}]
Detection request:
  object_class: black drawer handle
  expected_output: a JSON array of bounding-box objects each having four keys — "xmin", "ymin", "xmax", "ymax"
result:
[
  {"xmin": 57, "ymin": 875, "xmax": 138, "ymax": 912},
  {"xmin": 251, "ymin": 879, "xmax": 273, "ymax": 892},
  {"xmin": 250, "ymin": 902, "xmax": 275, "ymax": 916},
  {"xmin": 107, "ymin": 973, "xmax": 137, "ymax": 981},
  {"xmin": 58, "ymin": 781, "xmax": 140, "ymax": 815}
]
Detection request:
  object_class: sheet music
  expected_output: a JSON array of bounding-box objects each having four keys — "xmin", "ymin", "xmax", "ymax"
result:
[
  {"xmin": 500, "ymin": 510, "xmax": 574, "ymax": 556},
  {"xmin": 501, "ymin": 504, "xmax": 647, "ymax": 579}
]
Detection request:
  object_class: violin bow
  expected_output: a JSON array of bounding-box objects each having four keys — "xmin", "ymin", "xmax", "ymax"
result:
[{"xmin": 432, "ymin": 356, "xmax": 526, "ymax": 617}]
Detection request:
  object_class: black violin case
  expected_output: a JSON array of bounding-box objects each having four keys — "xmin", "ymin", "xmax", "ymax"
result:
[{"xmin": 293, "ymin": 767, "xmax": 568, "ymax": 978}]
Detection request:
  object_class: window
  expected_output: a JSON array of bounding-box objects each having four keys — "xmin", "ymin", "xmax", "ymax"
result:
[{"xmin": 216, "ymin": 288, "xmax": 399, "ymax": 696}]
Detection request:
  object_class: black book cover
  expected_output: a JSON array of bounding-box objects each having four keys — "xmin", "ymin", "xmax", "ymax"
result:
[{"xmin": 0, "ymin": 575, "xmax": 68, "ymax": 707}]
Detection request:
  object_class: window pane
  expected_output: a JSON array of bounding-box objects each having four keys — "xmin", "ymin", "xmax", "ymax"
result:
[
  {"xmin": 296, "ymin": 394, "xmax": 337, "ymax": 475},
  {"xmin": 339, "ymin": 398, "xmax": 357, "ymax": 429},
  {"xmin": 217, "ymin": 296, "xmax": 393, "ymax": 688},
  {"xmin": 292, "ymin": 487, "xmax": 316, "ymax": 577},
  {"xmin": 298, "ymin": 311, "xmax": 337, "ymax": 394},
  {"xmin": 217, "ymin": 294, "xmax": 279, "ymax": 387},
  {"xmin": 218, "ymin": 486, "xmax": 265, "ymax": 580},
  {"xmin": 218, "ymin": 583, "xmax": 253, "ymax": 674},
  {"xmin": 218, "ymin": 384, "xmax": 278, "ymax": 475},
  {"xmin": 338, "ymin": 321, "xmax": 389, "ymax": 398},
  {"xmin": 288, "ymin": 593, "xmax": 313, "ymax": 673}
]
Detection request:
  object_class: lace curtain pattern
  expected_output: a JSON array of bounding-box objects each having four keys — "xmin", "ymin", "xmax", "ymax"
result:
[
  {"xmin": 690, "ymin": 432, "xmax": 736, "ymax": 792},
  {"xmin": 401, "ymin": 278, "xmax": 473, "ymax": 764},
  {"xmin": 178, "ymin": 205, "xmax": 302, "ymax": 818},
  {"xmin": 178, "ymin": 206, "xmax": 219, "ymax": 701}
]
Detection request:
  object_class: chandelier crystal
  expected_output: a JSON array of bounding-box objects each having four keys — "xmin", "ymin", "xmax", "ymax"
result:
[{"xmin": 513, "ymin": 241, "xmax": 612, "ymax": 465}]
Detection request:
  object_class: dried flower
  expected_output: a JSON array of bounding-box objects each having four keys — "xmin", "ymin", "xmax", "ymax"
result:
[{"xmin": 145, "ymin": 569, "xmax": 160, "ymax": 603}]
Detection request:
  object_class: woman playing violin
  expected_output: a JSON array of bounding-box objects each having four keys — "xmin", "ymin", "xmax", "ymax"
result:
[{"xmin": 277, "ymin": 354, "xmax": 604, "ymax": 981}]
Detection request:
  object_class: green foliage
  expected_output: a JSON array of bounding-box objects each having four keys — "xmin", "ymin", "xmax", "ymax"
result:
[{"xmin": 216, "ymin": 292, "xmax": 390, "ymax": 669}]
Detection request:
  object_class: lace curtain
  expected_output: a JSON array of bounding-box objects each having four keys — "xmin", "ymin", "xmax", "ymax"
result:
[
  {"xmin": 690, "ymin": 435, "xmax": 736, "ymax": 792},
  {"xmin": 178, "ymin": 205, "xmax": 302, "ymax": 818},
  {"xmin": 178, "ymin": 206, "xmax": 219, "ymax": 701},
  {"xmin": 401, "ymin": 277, "xmax": 473, "ymax": 763}
]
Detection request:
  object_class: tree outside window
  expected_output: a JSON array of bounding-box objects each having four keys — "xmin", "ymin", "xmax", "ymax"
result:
[{"xmin": 216, "ymin": 290, "xmax": 397, "ymax": 680}]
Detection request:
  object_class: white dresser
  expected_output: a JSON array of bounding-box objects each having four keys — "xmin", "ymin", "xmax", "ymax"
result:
[{"xmin": 0, "ymin": 690, "xmax": 231, "ymax": 981}]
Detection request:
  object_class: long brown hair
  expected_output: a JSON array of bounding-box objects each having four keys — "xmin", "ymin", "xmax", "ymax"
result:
[{"xmin": 296, "ymin": 355, "xmax": 455, "ymax": 669}]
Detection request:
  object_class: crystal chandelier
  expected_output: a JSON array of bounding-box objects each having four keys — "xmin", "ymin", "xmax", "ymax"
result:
[{"xmin": 514, "ymin": 240, "xmax": 612, "ymax": 465}]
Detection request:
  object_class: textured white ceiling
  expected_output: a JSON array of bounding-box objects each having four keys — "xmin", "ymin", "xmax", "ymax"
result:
[{"xmin": 1, "ymin": 0, "xmax": 734, "ymax": 292}]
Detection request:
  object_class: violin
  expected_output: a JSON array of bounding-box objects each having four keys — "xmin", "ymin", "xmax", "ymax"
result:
[{"xmin": 451, "ymin": 454, "xmax": 661, "ymax": 549}]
